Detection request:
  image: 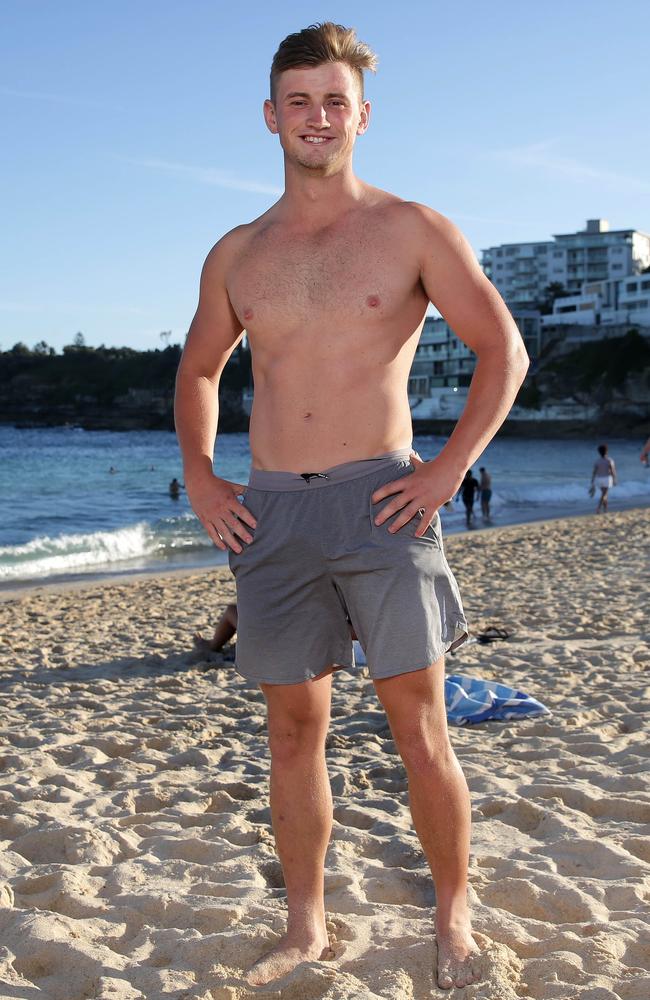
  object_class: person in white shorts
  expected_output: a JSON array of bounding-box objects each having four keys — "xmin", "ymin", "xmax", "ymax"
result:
[{"xmin": 591, "ymin": 443, "xmax": 617, "ymax": 513}]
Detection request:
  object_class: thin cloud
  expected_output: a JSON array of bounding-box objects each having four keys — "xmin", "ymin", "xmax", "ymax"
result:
[
  {"xmin": 485, "ymin": 139, "xmax": 650, "ymax": 193},
  {"xmin": 123, "ymin": 156, "xmax": 282, "ymax": 196},
  {"xmin": 0, "ymin": 85, "xmax": 124, "ymax": 112},
  {"xmin": 0, "ymin": 301, "xmax": 150, "ymax": 316},
  {"xmin": 451, "ymin": 212, "xmax": 530, "ymax": 226}
]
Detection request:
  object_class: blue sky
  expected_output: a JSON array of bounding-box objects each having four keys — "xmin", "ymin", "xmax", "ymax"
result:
[{"xmin": 2, "ymin": 0, "xmax": 649, "ymax": 352}]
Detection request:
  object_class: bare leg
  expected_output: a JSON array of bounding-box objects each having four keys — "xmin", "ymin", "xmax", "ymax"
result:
[
  {"xmin": 193, "ymin": 603, "xmax": 238, "ymax": 652},
  {"xmin": 600, "ymin": 487, "xmax": 609, "ymax": 512},
  {"xmin": 374, "ymin": 658, "xmax": 481, "ymax": 990},
  {"xmin": 246, "ymin": 667, "xmax": 335, "ymax": 987}
]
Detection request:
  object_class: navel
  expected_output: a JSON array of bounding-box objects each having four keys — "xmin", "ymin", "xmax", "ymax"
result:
[
  {"xmin": 243, "ymin": 307, "xmax": 254, "ymax": 322},
  {"xmin": 366, "ymin": 294, "xmax": 380, "ymax": 309},
  {"xmin": 303, "ymin": 411, "xmax": 312, "ymax": 419}
]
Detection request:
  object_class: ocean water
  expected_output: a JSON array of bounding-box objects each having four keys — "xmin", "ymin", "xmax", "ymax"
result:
[{"xmin": 1, "ymin": 425, "xmax": 648, "ymax": 588}]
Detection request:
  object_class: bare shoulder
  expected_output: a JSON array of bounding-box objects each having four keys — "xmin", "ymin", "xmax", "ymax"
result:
[
  {"xmin": 202, "ymin": 206, "xmax": 277, "ymax": 277},
  {"xmin": 369, "ymin": 195, "xmax": 470, "ymax": 258},
  {"xmin": 202, "ymin": 221, "xmax": 256, "ymax": 277},
  {"xmin": 398, "ymin": 202, "xmax": 472, "ymax": 254}
]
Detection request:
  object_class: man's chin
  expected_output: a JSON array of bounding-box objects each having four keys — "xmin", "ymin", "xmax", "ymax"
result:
[{"xmin": 293, "ymin": 152, "xmax": 342, "ymax": 172}]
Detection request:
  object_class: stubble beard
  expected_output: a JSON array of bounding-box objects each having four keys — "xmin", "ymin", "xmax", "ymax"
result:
[{"xmin": 291, "ymin": 141, "xmax": 347, "ymax": 174}]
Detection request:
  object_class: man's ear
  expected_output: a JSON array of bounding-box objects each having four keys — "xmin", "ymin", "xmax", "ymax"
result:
[
  {"xmin": 357, "ymin": 100, "xmax": 371, "ymax": 136},
  {"xmin": 263, "ymin": 99, "xmax": 279, "ymax": 135}
]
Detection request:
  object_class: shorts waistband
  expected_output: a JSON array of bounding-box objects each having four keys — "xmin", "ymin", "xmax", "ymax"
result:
[{"xmin": 247, "ymin": 448, "xmax": 414, "ymax": 492}]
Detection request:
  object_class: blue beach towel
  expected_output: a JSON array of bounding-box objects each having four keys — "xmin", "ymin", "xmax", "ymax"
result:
[
  {"xmin": 352, "ymin": 641, "xmax": 550, "ymax": 725},
  {"xmin": 445, "ymin": 673, "xmax": 550, "ymax": 726}
]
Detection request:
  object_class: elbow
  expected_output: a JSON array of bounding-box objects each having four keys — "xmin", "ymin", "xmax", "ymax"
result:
[{"xmin": 516, "ymin": 346, "xmax": 530, "ymax": 381}]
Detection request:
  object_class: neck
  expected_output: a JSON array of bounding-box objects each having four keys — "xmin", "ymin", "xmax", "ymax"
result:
[{"xmin": 279, "ymin": 157, "xmax": 366, "ymax": 226}]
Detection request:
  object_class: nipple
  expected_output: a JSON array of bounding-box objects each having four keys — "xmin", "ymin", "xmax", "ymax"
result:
[
  {"xmin": 243, "ymin": 308, "xmax": 254, "ymax": 322},
  {"xmin": 366, "ymin": 295, "xmax": 380, "ymax": 309}
]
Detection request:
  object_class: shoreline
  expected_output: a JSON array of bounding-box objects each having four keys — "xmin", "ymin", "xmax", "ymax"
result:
[{"xmin": 2, "ymin": 499, "xmax": 648, "ymax": 602}]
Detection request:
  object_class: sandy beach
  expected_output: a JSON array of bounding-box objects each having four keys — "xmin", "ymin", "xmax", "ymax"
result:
[{"xmin": 0, "ymin": 508, "xmax": 648, "ymax": 999}]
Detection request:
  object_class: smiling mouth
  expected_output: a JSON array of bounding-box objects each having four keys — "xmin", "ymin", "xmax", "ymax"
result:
[{"xmin": 301, "ymin": 135, "xmax": 334, "ymax": 144}]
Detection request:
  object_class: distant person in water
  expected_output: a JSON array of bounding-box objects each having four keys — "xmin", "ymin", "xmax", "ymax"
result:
[
  {"xmin": 641, "ymin": 437, "xmax": 650, "ymax": 467},
  {"xmin": 459, "ymin": 469, "xmax": 480, "ymax": 528},
  {"xmin": 169, "ymin": 478, "xmax": 183, "ymax": 499},
  {"xmin": 591, "ymin": 444, "xmax": 617, "ymax": 513},
  {"xmin": 109, "ymin": 466, "xmax": 117, "ymax": 474},
  {"xmin": 479, "ymin": 467, "xmax": 492, "ymax": 521}
]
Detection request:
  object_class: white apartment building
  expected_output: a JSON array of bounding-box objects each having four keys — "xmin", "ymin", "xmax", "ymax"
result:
[
  {"xmin": 543, "ymin": 273, "xmax": 650, "ymax": 328},
  {"xmin": 482, "ymin": 219, "xmax": 650, "ymax": 306},
  {"xmin": 408, "ymin": 312, "xmax": 542, "ymax": 400}
]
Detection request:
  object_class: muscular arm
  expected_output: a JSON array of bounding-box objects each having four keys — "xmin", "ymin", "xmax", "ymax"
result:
[
  {"xmin": 414, "ymin": 205, "xmax": 529, "ymax": 479},
  {"xmin": 175, "ymin": 234, "xmax": 244, "ymax": 484},
  {"xmin": 174, "ymin": 231, "xmax": 258, "ymax": 553}
]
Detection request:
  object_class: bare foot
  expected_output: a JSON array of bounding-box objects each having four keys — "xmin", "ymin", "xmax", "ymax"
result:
[
  {"xmin": 245, "ymin": 931, "xmax": 332, "ymax": 987},
  {"xmin": 435, "ymin": 915, "xmax": 482, "ymax": 990},
  {"xmin": 192, "ymin": 631, "xmax": 221, "ymax": 654}
]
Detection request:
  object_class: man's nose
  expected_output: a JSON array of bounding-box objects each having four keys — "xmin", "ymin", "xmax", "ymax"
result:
[{"xmin": 306, "ymin": 106, "xmax": 330, "ymax": 128}]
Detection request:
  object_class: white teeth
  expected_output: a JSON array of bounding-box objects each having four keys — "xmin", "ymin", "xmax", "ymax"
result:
[{"xmin": 303, "ymin": 136, "xmax": 329, "ymax": 143}]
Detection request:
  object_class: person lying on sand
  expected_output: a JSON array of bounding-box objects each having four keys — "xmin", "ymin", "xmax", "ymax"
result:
[{"xmin": 194, "ymin": 603, "xmax": 359, "ymax": 655}]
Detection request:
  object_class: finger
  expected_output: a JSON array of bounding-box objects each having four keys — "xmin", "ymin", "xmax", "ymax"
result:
[
  {"xmin": 202, "ymin": 518, "xmax": 226, "ymax": 551},
  {"xmin": 220, "ymin": 504, "xmax": 255, "ymax": 538},
  {"xmin": 371, "ymin": 475, "xmax": 410, "ymax": 506},
  {"xmin": 232, "ymin": 502, "xmax": 257, "ymax": 530},
  {"xmin": 218, "ymin": 513, "xmax": 253, "ymax": 552},
  {"xmin": 413, "ymin": 509, "xmax": 433, "ymax": 538},
  {"xmin": 373, "ymin": 493, "xmax": 416, "ymax": 526},
  {"xmin": 387, "ymin": 503, "xmax": 425, "ymax": 534}
]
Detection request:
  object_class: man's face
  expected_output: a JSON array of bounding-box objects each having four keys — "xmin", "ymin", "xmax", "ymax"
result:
[{"xmin": 264, "ymin": 62, "xmax": 370, "ymax": 173}]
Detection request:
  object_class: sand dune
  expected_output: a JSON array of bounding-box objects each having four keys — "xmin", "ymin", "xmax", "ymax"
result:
[{"xmin": 0, "ymin": 508, "xmax": 649, "ymax": 998}]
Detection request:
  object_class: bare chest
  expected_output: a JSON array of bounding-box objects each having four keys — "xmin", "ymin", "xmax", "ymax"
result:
[{"xmin": 227, "ymin": 223, "xmax": 421, "ymax": 330}]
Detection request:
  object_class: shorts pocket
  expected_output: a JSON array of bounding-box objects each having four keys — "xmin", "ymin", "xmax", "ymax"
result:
[
  {"xmin": 368, "ymin": 464, "xmax": 441, "ymax": 549},
  {"xmin": 229, "ymin": 488, "xmax": 267, "ymax": 570}
]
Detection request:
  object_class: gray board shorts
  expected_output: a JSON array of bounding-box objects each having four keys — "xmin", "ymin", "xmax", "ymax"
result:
[{"xmin": 228, "ymin": 448, "xmax": 469, "ymax": 686}]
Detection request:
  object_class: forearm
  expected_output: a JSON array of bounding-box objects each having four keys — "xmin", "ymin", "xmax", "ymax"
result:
[
  {"xmin": 438, "ymin": 348, "xmax": 528, "ymax": 479},
  {"xmin": 174, "ymin": 369, "xmax": 220, "ymax": 484}
]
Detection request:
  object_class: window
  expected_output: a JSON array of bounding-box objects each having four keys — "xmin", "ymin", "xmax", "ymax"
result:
[
  {"xmin": 641, "ymin": 280, "xmax": 650, "ymax": 290},
  {"xmin": 627, "ymin": 282, "xmax": 638, "ymax": 292}
]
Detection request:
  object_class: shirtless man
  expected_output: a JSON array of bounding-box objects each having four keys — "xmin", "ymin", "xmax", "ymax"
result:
[{"xmin": 174, "ymin": 22, "xmax": 528, "ymax": 991}]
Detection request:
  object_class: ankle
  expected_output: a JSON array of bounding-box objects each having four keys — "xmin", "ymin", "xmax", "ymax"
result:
[
  {"xmin": 286, "ymin": 908, "xmax": 327, "ymax": 940},
  {"xmin": 434, "ymin": 894, "xmax": 471, "ymax": 930}
]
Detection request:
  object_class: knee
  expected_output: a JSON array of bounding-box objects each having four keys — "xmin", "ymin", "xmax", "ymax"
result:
[
  {"xmin": 267, "ymin": 716, "xmax": 327, "ymax": 761},
  {"xmin": 394, "ymin": 728, "xmax": 456, "ymax": 774}
]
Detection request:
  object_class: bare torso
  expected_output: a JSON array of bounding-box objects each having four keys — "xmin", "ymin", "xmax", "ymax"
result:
[{"xmin": 225, "ymin": 191, "xmax": 429, "ymax": 471}]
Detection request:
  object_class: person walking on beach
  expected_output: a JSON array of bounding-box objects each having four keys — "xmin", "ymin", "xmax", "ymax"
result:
[
  {"xmin": 459, "ymin": 469, "xmax": 480, "ymax": 529},
  {"xmin": 591, "ymin": 444, "xmax": 617, "ymax": 513},
  {"xmin": 175, "ymin": 22, "xmax": 528, "ymax": 991},
  {"xmin": 479, "ymin": 466, "xmax": 492, "ymax": 521}
]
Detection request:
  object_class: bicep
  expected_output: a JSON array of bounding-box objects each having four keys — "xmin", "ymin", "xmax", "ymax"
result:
[
  {"xmin": 179, "ymin": 244, "xmax": 244, "ymax": 382},
  {"xmin": 416, "ymin": 207, "xmax": 524, "ymax": 357}
]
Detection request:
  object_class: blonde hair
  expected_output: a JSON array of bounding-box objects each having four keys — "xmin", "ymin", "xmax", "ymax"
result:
[{"xmin": 270, "ymin": 22, "xmax": 378, "ymax": 102}]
